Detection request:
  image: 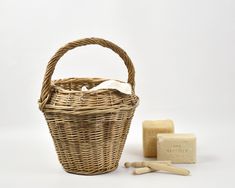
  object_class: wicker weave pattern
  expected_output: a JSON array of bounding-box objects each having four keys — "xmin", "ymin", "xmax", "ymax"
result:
[{"xmin": 38, "ymin": 38, "xmax": 139, "ymax": 175}]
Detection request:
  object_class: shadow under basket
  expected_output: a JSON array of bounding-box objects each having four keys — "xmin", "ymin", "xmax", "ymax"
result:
[{"xmin": 38, "ymin": 38, "xmax": 139, "ymax": 175}]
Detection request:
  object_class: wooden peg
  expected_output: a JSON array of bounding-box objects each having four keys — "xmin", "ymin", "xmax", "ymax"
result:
[
  {"xmin": 147, "ymin": 163, "xmax": 190, "ymax": 176},
  {"xmin": 133, "ymin": 167, "xmax": 154, "ymax": 175},
  {"xmin": 124, "ymin": 161, "xmax": 171, "ymax": 168}
]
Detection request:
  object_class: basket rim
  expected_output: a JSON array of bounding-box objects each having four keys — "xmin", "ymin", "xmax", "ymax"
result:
[{"xmin": 38, "ymin": 77, "xmax": 139, "ymax": 115}]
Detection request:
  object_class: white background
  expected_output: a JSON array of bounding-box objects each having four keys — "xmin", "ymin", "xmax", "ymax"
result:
[{"xmin": 0, "ymin": 0, "xmax": 235, "ymax": 187}]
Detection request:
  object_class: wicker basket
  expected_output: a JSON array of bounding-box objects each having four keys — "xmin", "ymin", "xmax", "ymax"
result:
[{"xmin": 38, "ymin": 38, "xmax": 139, "ymax": 175}]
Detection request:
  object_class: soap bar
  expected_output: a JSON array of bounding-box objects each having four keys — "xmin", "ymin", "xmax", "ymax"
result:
[
  {"xmin": 143, "ymin": 120, "xmax": 174, "ymax": 157},
  {"xmin": 157, "ymin": 134, "xmax": 196, "ymax": 163}
]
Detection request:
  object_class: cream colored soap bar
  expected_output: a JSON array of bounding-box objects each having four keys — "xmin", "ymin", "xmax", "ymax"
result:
[
  {"xmin": 143, "ymin": 120, "xmax": 174, "ymax": 157},
  {"xmin": 157, "ymin": 134, "xmax": 196, "ymax": 163}
]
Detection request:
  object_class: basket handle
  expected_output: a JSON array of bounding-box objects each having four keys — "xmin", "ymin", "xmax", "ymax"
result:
[{"xmin": 39, "ymin": 37, "xmax": 135, "ymax": 110}]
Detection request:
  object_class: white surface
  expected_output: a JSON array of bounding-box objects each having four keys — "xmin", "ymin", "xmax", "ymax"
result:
[
  {"xmin": 0, "ymin": 0, "xmax": 235, "ymax": 187},
  {"xmin": 1, "ymin": 122, "xmax": 235, "ymax": 188}
]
